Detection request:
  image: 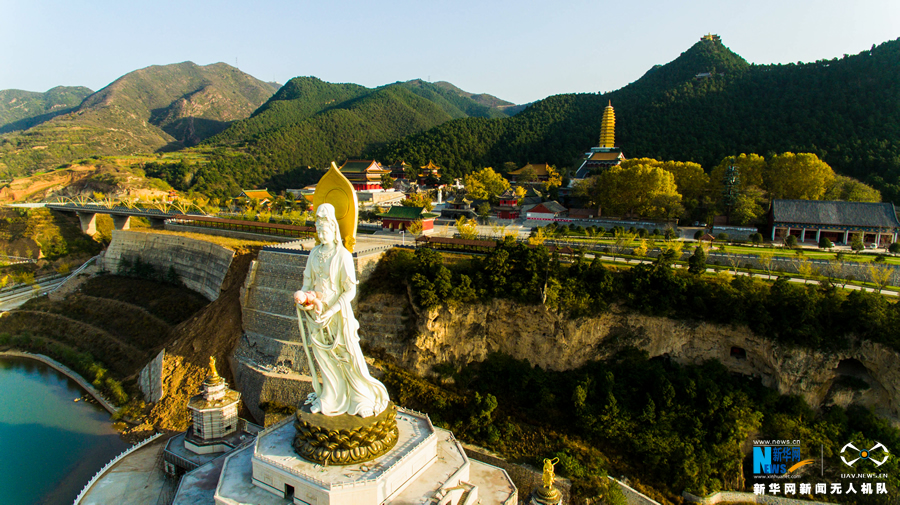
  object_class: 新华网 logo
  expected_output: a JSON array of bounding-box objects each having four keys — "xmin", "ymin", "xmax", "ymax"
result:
[{"xmin": 753, "ymin": 444, "xmax": 813, "ymax": 475}]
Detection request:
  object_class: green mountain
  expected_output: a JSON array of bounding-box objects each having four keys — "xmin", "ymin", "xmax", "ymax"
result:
[
  {"xmin": 157, "ymin": 82, "xmax": 502, "ymax": 199},
  {"xmin": 0, "ymin": 86, "xmax": 94, "ymax": 134},
  {"xmin": 0, "ymin": 62, "xmax": 277, "ymax": 177},
  {"xmin": 156, "ymin": 77, "xmax": 521, "ymax": 199},
  {"xmin": 372, "ymin": 37, "xmax": 900, "ymax": 202}
]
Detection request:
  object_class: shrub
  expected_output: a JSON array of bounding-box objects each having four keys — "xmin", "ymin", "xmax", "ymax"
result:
[{"xmin": 819, "ymin": 237, "xmax": 833, "ymax": 249}]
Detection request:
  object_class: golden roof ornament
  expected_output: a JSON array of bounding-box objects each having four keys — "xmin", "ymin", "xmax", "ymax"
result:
[
  {"xmin": 313, "ymin": 162, "xmax": 359, "ymax": 252},
  {"xmin": 206, "ymin": 356, "xmax": 224, "ymax": 385}
]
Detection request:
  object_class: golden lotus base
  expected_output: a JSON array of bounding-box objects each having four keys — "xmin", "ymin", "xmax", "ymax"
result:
[
  {"xmin": 531, "ymin": 485, "xmax": 562, "ymax": 504},
  {"xmin": 293, "ymin": 402, "xmax": 399, "ymax": 465}
]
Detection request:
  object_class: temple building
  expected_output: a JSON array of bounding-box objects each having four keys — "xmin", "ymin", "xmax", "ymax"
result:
[
  {"xmin": 234, "ymin": 189, "xmax": 274, "ymax": 208},
  {"xmin": 377, "ymin": 205, "xmax": 439, "ymax": 232},
  {"xmin": 339, "ymin": 160, "xmax": 391, "ymax": 191},
  {"xmin": 387, "ymin": 160, "xmax": 412, "ymax": 180},
  {"xmin": 440, "ymin": 193, "xmax": 477, "ymax": 220},
  {"xmin": 768, "ymin": 199, "xmax": 900, "ymax": 246},
  {"xmin": 574, "ymin": 102, "xmax": 625, "ymax": 179},
  {"xmin": 509, "ymin": 162, "xmax": 552, "ymax": 182},
  {"xmin": 496, "ymin": 188, "xmax": 521, "ymax": 219},
  {"xmin": 524, "ymin": 201, "xmax": 568, "ymax": 221},
  {"xmin": 419, "ymin": 160, "xmax": 442, "ymax": 181}
]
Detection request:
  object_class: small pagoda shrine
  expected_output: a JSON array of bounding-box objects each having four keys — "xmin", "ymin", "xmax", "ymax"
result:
[
  {"xmin": 184, "ymin": 357, "xmax": 242, "ymax": 455},
  {"xmin": 574, "ymin": 101, "xmax": 625, "ymax": 179}
]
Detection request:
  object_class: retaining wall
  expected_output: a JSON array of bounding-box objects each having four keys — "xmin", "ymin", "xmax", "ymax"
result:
[
  {"xmin": 103, "ymin": 231, "xmax": 235, "ymax": 301},
  {"xmin": 139, "ymin": 349, "xmax": 165, "ymax": 403},
  {"xmin": 164, "ymin": 222, "xmax": 299, "ymax": 243}
]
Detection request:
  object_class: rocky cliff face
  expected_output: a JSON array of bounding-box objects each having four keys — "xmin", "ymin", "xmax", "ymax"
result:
[{"xmin": 358, "ymin": 295, "xmax": 900, "ymax": 425}]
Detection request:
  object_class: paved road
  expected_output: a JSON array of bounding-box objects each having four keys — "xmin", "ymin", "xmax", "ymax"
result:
[{"xmin": 0, "ymin": 276, "xmax": 66, "ymax": 311}]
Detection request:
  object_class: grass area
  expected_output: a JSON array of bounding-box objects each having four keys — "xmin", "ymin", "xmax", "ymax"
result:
[{"xmin": 78, "ymin": 275, "xmax": 209, "ymax": 325}]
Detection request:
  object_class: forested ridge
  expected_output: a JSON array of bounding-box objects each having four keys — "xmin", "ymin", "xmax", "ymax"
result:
[
  {"xmin": 372, "ymin": 37, "xmax": 900, "ymax": 203},
  {"xmin": 145, "ymin": 78, "xmax": 521, "ymax": 199}
]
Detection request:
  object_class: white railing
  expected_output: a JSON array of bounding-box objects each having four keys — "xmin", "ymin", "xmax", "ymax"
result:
[
  {"xmin": 48, "ymin": 255, "xmax": 101, "ymax": 294},
  {"xmin": 73, "ymin": 432, "xmax": 164, "ymax": 504}
]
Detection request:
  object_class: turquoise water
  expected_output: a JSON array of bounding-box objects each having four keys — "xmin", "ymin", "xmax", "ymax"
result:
[{"xmin": 0, "ymin": 357, "xmax": 129, "ymax": 505}]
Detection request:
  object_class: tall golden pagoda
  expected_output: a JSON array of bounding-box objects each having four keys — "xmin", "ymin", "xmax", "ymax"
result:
[
  {"xmin": 598, "ymin": 101, "xmax": 615, "ymax": 149},
  {"xmin": 575, "ymin": 101, "xmax": 625, "ymax": 178}
]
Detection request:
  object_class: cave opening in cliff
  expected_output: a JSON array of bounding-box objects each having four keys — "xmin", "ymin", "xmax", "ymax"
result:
[
  {"xmin": 835, "ymin": 358, "xmax": 870, "ymax": 378},
  {"xmin": 730, "ymin": 347, "xmax": 747, "ymax": 360}
]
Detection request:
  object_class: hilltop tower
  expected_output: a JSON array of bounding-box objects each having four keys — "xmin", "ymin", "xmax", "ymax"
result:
[
  {"xmin": 575, "ymin": 101, "xmax": 625, "ymax": 179},
  {"xmin": 598, "ymin": 101, "xmax": 615, "ymax": 149}
]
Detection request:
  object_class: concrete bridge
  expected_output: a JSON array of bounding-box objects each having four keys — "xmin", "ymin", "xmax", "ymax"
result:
[{"xmin": 45, "ymin": 203, "xmax": 204, "ymax": 235}]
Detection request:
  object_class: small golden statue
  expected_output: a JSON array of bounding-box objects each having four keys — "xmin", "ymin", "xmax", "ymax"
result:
[
  {"xmin": 533, "ymin": 457, "xmax": 562, "ymax": 503},
  {"xmin": 542, "ymin": 457, "xmax": 559, "ymax": 490}
]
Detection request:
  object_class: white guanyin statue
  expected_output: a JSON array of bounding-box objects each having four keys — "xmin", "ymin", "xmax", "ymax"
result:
[{"xmin": 293, "ymin": 203, "xmax": 390, "ymax": 418}]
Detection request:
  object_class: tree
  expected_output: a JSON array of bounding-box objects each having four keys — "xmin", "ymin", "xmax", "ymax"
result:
[
  {"xmin": 729, "ymin": 186, "xmax": 767, "ymax": 225},
  {"xmin": 710, "ymin": 154, "xmax": 766, "ymax": 193},
  {"xmin": 593, "ymin": 164, "xmax": 682, "ymax": 218},
  {"xmin": 406, "ymin": 219, "xmax": 424, "ymax": 236},
  {"xmin": 516, "ymin": 165, "xmax": 538, "ymax": 183},
  {"xmin": 513, "ymin": 186, "xmax": 527, "ymax": 202},
  {"xmin": 795, "ymin": 256, "xmax": 816, "ymax": 284},
  {"xmin": 765, "ymin": 152, "xmax": 835, "ymax": 200},
  {"xmin": 464, "ymin": 167, "xmax": 510, "ymax": 202},
  {"xmin": 867, "ymin": 263, "xmax": 893, "ymax": 293},
  {"xmin": 633, "ymin": 239, "xmax": 649, "ymax": 258},
  {"xmin": 750, "ymin": 233, "xmax": 763, "ymax": 246},
  {"xmin": 851, "ymin": 232, "xmax": 865, "ymax": 254},
  {"xmin": 611, "ymin": 229, "xmax": 636, "ymax": 260},
  {"xmin": 542, "ymin": 165, "xmax": 563, "ymax": 194},
  {"xmin": 784, "ymin": 235, "xmax": 798, "ymax": 249},
  {"xmin": 688, "ymin": 246, "xmax": 707, "ymax": 275},
  {"xmin": 456, "ymin": 217, "xmax": 478, "ymax": 240},
  {"xmin": 527, "ymin": 227, "xmax": 547, "ymax": 246},
  {"xmin": 889, "ymin": 242, "xmax": 900, "ymax": 255},
  {"xmin": 757, "ymin": 250, "xmax": 775, "ymax": 277},
  {"xmin": 819, "ymin": 236, "xmax": 833, "ymax": 249},
  {"xmin": 476, "ymin": 202, "xmax": 492, "ymax": 220},
  {"xmin": 404, "ymin": 164, "xmax": 419, "ymax": 181},
  {"xmin": 401, "ymin": 191, "xmax": 434, "ymax": 211},
  {"xmin": 380, "ymin": 173, "xmax": 396, "ymax": 190},
  {"xmin": 824, "ymin": 175, "xmax": 881, "ymax": 202}
]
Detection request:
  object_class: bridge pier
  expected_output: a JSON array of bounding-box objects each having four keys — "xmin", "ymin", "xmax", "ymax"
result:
[
  {"xmin": 77, "ymin": 212, "xmax": 97, "ymax": 235},
  {"xmin": 112, "ymin": 215, "xmax": 131, "ymax": 231},
  {"xmin": 148, "ymin": 217, "xmax": 167, "ymax": 229}
]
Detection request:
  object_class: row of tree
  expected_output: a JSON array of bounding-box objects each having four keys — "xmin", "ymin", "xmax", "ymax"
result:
[{"xmin": 572, "ymin": 152, "xmax": 880, "ymax": 223}]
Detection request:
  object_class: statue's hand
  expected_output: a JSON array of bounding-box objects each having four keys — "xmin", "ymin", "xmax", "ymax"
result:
[{"xmin": 313, "ymin": 308, "xmax": 336, "ymax": 325}]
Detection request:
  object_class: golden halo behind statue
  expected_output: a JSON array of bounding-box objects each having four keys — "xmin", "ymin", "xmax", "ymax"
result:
[{"xmin": 313, "ymin": 162, "xmax": 358, "ymax": 252}]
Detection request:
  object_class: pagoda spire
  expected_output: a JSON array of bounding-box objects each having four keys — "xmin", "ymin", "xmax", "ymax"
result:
[{"xmin": 599, "ymin": 101, "xmax": 615, "ymax": 149}]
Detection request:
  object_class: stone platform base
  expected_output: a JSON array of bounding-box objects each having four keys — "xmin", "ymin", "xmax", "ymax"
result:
[{"xmin": 212, "ymin": 408, "xmax": 518, "ymax": 505}]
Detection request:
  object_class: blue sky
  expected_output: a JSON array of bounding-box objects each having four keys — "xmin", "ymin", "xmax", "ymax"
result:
[{"xmin": 1, "ymin": 0, "xmax": 897, "ymax": 104}]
